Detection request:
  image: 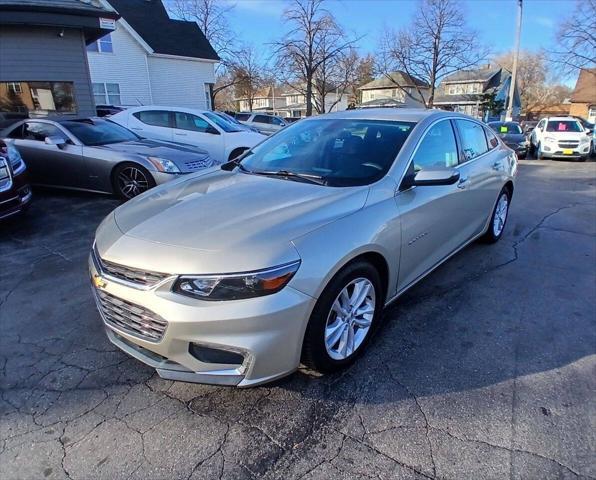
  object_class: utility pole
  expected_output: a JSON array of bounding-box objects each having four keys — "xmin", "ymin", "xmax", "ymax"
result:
[{"xmin": 506, "ymin": 0, "xmax": 523, "ymax": 121}]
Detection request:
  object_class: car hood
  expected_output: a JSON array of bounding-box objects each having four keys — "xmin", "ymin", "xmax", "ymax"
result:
[
  {"xmin": 96, "ymin": 139, "xmax": 209, "ymax": 160},
  {"xmin": 100, "ymin": 169, "xmax": 368, "ymax": 273},
  {"xmin": 227, "ymin": 130, "xmax": 267, "ymax": 146}
]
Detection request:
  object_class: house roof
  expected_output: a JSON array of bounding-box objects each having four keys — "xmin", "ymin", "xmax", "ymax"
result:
[
  {"xmin": 0, "ymin": 0, "xmax": 117, "ymax": 16},
  {"xmin": 570, "ymin": 68, "xmax": 596, "ymax": 104},
  {"xmin": 106, "ymin": 0, "xmax": 219, "ymax": 60},
  {"xmin": 442, "ymin": 67, "xmax": 500, "ymax": 84},
  {"xmin": 359, "ymin": 72, "xmax": 429, "ymax": 90}
]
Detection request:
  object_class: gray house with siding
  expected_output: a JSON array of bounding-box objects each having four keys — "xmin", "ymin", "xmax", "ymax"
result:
[{"xmin": 0, "ymin": 0, "xmax": 119, "ymax": 120}]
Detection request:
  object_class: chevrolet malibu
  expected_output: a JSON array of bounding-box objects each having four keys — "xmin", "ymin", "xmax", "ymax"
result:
[{"xmin": 90, "ymin": 109, "xmax": 517, "ymax": 387}]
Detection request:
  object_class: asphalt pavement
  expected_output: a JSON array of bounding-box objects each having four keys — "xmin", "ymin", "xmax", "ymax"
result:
[{"xmin": 1, "ymin": 159, "xmax": 595, "ymax": 480}]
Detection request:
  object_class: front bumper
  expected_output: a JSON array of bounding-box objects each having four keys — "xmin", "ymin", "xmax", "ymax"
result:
[
  {"xmin": 151, "ymin": 171, "xmax": 186, "ymax": 186},
  {"xmin": 0, "ymin": 171, "xmax": 32, "ymax": 220},
  {"xmin": 89, "ymin": 254, "xmax": 316, "ymax": 387},
  {"xmin": 506, "ymin": 143, "xmax": 528, "ymax": 157},
  {"xmin": 541, "ymin": 143, "xmax": 591, "ymax": 159}
]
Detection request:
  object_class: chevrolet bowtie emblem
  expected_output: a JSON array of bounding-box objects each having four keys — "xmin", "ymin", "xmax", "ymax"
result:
[{"xmin": 93, "ymin": 274, "xmax": 107, "ymax": 289}]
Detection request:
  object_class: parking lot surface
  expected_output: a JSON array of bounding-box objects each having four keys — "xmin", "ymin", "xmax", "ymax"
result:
[{"xmin": 1, "ymin": 159, "xmax": 595, "ymax": 480}]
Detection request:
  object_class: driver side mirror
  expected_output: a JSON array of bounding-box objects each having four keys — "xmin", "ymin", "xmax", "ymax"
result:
[
  {"xmin": 402, "ymin": 167, "xmax": 460, "ymax": 189},
  {"xmin": 45, "ymin": 136, "xmax": 67, "ymax": 148}
]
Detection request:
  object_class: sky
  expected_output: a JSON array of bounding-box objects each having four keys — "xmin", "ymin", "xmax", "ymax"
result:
[{"xmin": 225, "ymin": 0, "xmax": 576, "ymax": 81}]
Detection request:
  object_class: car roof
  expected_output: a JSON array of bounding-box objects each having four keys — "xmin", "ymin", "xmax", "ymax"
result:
[
  {"xmin": 299, "ymin": 108, "xmax": 459, "ymax": 123},
  {"xmin": 126, "ymin": 105, "xmax": 210, "ymax": 115},
  {"xmin": 544, "ymin": 116, "xmax": 581, "ymax": 121}
]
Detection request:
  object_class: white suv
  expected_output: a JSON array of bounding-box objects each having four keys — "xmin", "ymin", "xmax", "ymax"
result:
[
  {"xmin": 235, "ymin": 113, "xmax": 287, "ymax": 135},
  {"xmin": 530, "ymin": 116, "xmax": 592, "ymax": 161}
]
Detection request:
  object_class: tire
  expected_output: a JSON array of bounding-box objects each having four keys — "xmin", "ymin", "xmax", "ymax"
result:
[
  {"xmin": 536, "ymin": 142, "xmax": 544, "ymax": 160},
  {"xmin": 113, "ymin": 163, "xmax": 156, "ymax": 201},
  {"xmin": 481, "ymin": 187, "xmax": 511, "ymax": 244},
  {"xmin": 529, "ymin": 140, "xmax": 536, "ymax": 156},
  {"xmin": 301, "ymin": 260, "xmax": 384, "ymax": 373}
]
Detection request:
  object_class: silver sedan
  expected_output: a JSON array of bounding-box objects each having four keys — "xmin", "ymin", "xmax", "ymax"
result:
[
  {"xmin": 90, "ymin": 109, "xmax": 517, "ymax": 387},
  {"xmin": 1, "ymin": 118, "xmax": 214, "ymax": 199}
]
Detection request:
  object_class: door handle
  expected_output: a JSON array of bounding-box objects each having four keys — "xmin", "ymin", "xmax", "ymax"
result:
[
  {"xmin": 130, "ymin": 127, "xmax": 143, "ymax": 131},
  {"xmin": 174, "ymin": 133, "xmax": 188, "ymax": 136},
  {"xmin": 457, "ymin": 176, "xmax": 469, "ymax": 189}
]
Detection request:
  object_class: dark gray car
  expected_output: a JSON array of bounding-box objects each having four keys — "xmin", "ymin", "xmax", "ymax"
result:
[
  {"xmin": 488, "ymin": 121, "xmax": 528, "ymax": 159},
  {"xmin": 1, "ymin": 118, "xmax": 214, "ymax": 199}
]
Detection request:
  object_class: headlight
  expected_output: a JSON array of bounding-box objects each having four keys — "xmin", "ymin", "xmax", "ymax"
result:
[
  {"xmin": 147, "ymin": 156, "xmax": 180, "ymax": 173},
  {"xmin": 580, "ymin": 136, "xmax": 590, "ymax": 143},
  {"xmin": 544, "ymin": 137, "xmax": 557, "ymax": 143},
  {"xmin": 173, "ymin": 261, "xmax": 301, "ymax": 301}
]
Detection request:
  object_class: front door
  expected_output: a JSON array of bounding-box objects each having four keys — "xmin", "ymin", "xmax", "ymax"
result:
[
  {"xmin": 13, "ymin": 121, "xmax": 86, "ymax": 189},
  {"xmin": 395, "ymin": 119, "xmax": 472, "ymax": 291},
  {"xmin": 172, "ymin": 111, "xmax": 223, "ymax": 162}
]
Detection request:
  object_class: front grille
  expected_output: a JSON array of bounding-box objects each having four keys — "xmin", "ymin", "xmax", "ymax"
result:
[
  {"xmin": 184, "ymin": 159, "xmax": 210, "ymax": 171},
  {"xmin": 93, "ymin": 246, "xmax": 170, "ymax": 287},
  {"xmin": 0, "ymin": 158, "xmax": 12, "ymax": 192},
  {"xmin": 96, "ymin": 290, "xmax": 168, "ymax": 342},
  {"xmin": 558, "ymin": 140, "xmax": 579, "ymax": 148}
]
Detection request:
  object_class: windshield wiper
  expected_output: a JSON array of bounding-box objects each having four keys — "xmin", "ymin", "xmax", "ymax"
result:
[{"xmin": 251, "ymin": 169, "xmax": 327, "ymax": 186}]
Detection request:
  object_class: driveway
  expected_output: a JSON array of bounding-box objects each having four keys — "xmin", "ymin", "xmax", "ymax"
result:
[{"xmin": 1, "ymin": 160, "xmax": 595, "ymax": 480}]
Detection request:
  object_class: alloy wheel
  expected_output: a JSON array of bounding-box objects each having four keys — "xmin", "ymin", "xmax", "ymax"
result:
[
  {"xmin": 118, "ymin": 166, "xmax": 150, "ymax": 199},
  {"xmin": 493, "ymin": 193, "xmax": 509, "ymax": 237},
  {"xmin": 324, "ymin": 277, "xmax": 376, "ymax": 360}
]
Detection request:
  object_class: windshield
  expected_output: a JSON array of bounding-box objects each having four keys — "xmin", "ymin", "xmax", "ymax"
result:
[
  {"xmin": 239, "ymin": 118, "xmax": 415, "ymax": 187},
  {"xmin": 489, "ymin": 122, "xmax": 522, "ymax": 135},
  {"xmin": 546, "ymin": 120, "xmax": 583, "ymax": 132},
  {"xmin": 62, "ymin": 119, "xmax": 140, "ymax": 146},
  {"xmin": 204, "ymin": 112, "xmax": 243, "ymax": 133}
]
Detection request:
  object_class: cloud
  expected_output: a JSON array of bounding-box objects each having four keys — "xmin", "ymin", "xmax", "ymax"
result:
[
  {"xmin": 533, "ymin": 15, "xmax": 555, "ymax": 29},
  {"xmin": 233, "ymin": 0, "xmax": 286, "ymax": 17}
]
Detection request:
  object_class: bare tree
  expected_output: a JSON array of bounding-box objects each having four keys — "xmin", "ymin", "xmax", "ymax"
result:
[
  {"xmin": 550, "ymin": 0, "xmax": 596, "ymax": 75},
  {"xmin": 378, "ymin": 0, "xmax": 488, "ymax": 108},
  {"xmin": 232, "ymin": 45, "xmax": 267, "ymax": 112},
  {"xmin": 168, "ymin": 0, "xmax": 235, "ymax": 58},
  {"xmin": 273, "ymin": 0, "xmax": 357, "ymax": 116}
]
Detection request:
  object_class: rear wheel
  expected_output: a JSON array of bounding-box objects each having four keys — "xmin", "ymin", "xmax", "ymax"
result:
[
  {"xmin": 536, "ymin": 142, "xmax": 545, "ymax": 160},
  {"xmin": 302, "ymin": 261, "xmax": 384, "ymax": 373},
  {"xmin": 481, "ymin": 187, "xmax": 511, "ymax": 244},
  {"xmin": 113, "ymin": 163, "xmax": 155, "ymax": 200}
]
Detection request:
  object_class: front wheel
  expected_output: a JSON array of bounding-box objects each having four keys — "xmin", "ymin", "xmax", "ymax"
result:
[
  {"xmin": 536, "ymin": 142, "xmax": 545, "ymax": 160},
  {"xmin": 302, "ymin": 261, "xmax": 384, "ymax": 373},
  {"xmin": 481, "ymin": 188, "xmax": 511, "ymax": 244},
  {"xmin": 113, "ymin": 163, "xmax": 156, "ymax": 200}
]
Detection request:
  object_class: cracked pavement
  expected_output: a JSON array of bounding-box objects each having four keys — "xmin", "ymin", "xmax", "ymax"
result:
[{"xmin": 1, "ymin": 160, "xmax": 595, "ymax": 479}]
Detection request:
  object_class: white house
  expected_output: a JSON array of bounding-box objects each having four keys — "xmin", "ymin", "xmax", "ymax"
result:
[
  {"xmin": 358, "ymin": 72, "xmax": 429, "ymax": 108},
  {"xmin": 279, "ymin": 85, "xmax": 349, "ymax": 118},
  {"xmin": 235, "ymin": 87, "xmax": 286, "ymax": 114},
  {"xmin": 87, "ymin": 0, "xmax": 219, "ymax": 110}
]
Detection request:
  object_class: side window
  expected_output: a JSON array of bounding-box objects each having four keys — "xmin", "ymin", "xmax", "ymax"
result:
[
  {"xmin": 537, "ymin": 119, "xmax": 545, "ymax": 130},
  {"xmin": 7, "ymin": 124, "xmax": 24, "ymax": 139},
  {"xmin": 411, "ymin": 120, "xmax": 459, "ymax": 172},
  {"xmin": 23, "ymin": 122, "xmax": 66, "ymax": 142},
  {"xmin": 253, "ymin": 115, "xmax": 270, "ymax": 124},
  {"xmin": 485, "ymin": 127, "xmax": 499, "ymax": 150},
  {"xmin": 455, "ymin": 119, "xmax": 488, "ymax": 162},
  {"xmin": 133, "ymin": 110, "xmax": 171, "ymax": 128},
  {"xmin": 235, "ymin": 113, "xmax": 250, "ymax": 121},
  {"xmin": 271, "ymin": 117, "xmax": 284, "ymax": 126},
  {"xmin": 174, "ymin": 112, "xmax": 210, "ymax": 132}
]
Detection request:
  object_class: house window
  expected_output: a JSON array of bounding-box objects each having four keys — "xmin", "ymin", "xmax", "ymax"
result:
[
  {"xmin": 7, "ymin": 82, "xmax": 22, "ymax": 94},
  {"xmin": 93, "ymin": 83, "xmax": 120, "ymax": 105},
  {"xmin": 0, "ymin": 81, "xmax": 77, "ymax": 115},
  {"xmin": 204, "ymin": 84, "xmax": 212, "ymax": 110},
  {"xmin": 87, "ymin": 33, "xmax": 113, "ymax": 53},
  {"xmin": 588, "ymin": 105, "xmax": 596, "ymax": 122}
]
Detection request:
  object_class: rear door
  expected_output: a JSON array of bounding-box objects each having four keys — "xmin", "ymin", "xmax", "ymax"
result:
[
  {"xmin": 252, "ymin": 114, "xmax": 275, "ymax": 134},
  {"xmin": 395, "ymin": 119, "xmax": 471, "ymax": 290},
  {"xmin": 453, "ymin": 119, "xmax": 505, "ymax": 237},
  {"xmin": 129, "ymin": 110, "xmax": 174, "ymax": 142},
  {"xmin": 10, "ymin": 121, "xmax": 86, "ymax": 188}
]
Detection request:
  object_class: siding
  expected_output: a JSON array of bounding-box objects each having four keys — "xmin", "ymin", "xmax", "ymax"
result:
[
  {"xmin": 0, "ymin": 25, "xmax": 96, "ymax": 116},
  {"xmin": 147, "ymin": 56, "xmax": 215, "ymax": 109},
  {"xmin": 87, "ymin": 23, "xmax": 153, "ymax": 106}
]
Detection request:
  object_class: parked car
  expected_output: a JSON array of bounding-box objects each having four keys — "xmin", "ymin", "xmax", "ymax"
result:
[
  {"xmin": 214, "ymin": 111, "xmax": 260, "ymax": 133},
  {"xmin": 488, "ymin": 121, "xmax": 528, "ymax": 159},
  {"xmin": 110, "ymin": 106, "xmax": 266, "ymax": 163},
  {"xmin": 1, "ymin": 118, "xmax": 214, "ymax": 199},
  {"xmin": 0, "ymin": 139, "xmax": 31, "ymax": 220},
  {"xmin": 529, "ymin": 116, "xmax": 592, "ymax": 160},
  {"xmin": 571, "ymin": 115, "xmax": 594, "ymax": 134},
  {"xmin": 96, "ymin": 104, "xmax": 126, "ymax": 117},
  {"xmin": 520, "ymin": 120, "xmax": 538, "ymax": 135},
  {"xmin": 235, "ymin": 112, "xmax": 287, "ymax": 135},
  {"xmin": 90, "ymin": 109, "xmax": 517, "ymax": 387}
]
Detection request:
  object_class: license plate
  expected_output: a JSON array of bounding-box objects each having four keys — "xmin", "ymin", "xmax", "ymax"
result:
[{"xmin": 563, "ymin": 149, "xmax": 574, "ymax": 155}]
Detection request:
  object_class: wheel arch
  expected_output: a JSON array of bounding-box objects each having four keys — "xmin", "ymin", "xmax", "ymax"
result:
[{"xmin": 110, "ymin": 160, "xmax": 155, "ymax": 196}]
